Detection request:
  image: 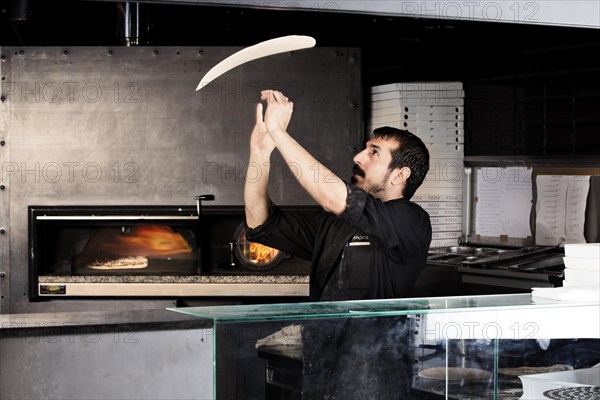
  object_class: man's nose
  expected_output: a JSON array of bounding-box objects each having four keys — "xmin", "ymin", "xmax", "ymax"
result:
[{"xmin": 353, "ymin": 148, "xmax": 366, "ymax": 164}]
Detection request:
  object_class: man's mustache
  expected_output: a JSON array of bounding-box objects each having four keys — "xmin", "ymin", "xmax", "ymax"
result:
[{"xmin": 352, "ymin": 164, "xmax": 365, "ymax": 177}]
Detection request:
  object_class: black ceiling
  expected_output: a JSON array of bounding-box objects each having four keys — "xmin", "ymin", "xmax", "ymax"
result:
[{"xmin": 2, "ymin": 0, "xmax": 600, "ymax": 86}]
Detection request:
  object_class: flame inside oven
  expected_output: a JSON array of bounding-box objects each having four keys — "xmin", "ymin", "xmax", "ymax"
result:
[
  {"xmin": 105, "ymin": 226, "xmax": 193, "ymax": 257},
  {"xmin": 73, "ymin": 225, "xmax": 196, "ymax": 272},
  {"xmin": 239, "ymin": 230, "xmax": 280, "ymax": 265}
]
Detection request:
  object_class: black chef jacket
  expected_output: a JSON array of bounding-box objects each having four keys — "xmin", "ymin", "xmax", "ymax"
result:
[{"xmin": 245, "ymin": 182, "xmax": 432, "ymax": 301}]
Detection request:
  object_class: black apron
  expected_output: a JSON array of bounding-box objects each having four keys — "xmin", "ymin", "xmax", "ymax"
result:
[{"xmin": 319, "ymin": 231, "xmax": 373, "ymax": 301}]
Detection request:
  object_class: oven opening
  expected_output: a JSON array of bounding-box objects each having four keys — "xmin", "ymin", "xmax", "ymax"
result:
[
  {"xmin": 66, "ymin": 224, "xmax": 199, "ymax": 275},
  {"xmin": 30, "ymin": 206, "xmax": 201, "ymax": 283}
]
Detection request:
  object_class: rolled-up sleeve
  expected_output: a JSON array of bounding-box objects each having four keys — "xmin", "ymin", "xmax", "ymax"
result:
[
  {"xmin": 244, "ymin": 203, "xmax": 320, "ymax": 261},
  {"xmin": 244, "ymin": 202, "xmax": 280, "ymax": 242}
]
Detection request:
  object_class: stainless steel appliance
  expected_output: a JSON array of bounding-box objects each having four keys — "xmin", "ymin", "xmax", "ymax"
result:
[
  {"xmin": 415, "ymin": 164, "xmax": 600, "ymax": 297},
  {"xmin": 429, "ymin": 245, "xmax": 565, "ymax": 291}
]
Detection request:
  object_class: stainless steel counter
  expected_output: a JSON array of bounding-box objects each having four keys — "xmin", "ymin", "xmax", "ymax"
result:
[{"xmin": 0, "ymin": 308, "xmax": 212, "ymax": 338}]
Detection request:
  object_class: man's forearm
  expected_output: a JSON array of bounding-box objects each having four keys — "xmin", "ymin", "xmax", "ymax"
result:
[
  {"xmin": 244, "ymin": 149, "xmax": 272, "ymax": 228},
  {"xmin": 269, "ymin": 128, "xmax": 348, "ymax": 215}
]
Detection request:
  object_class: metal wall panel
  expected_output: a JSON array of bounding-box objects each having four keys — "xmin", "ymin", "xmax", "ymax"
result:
[
  {"xmin": 0, "ymin": 46, "xmax": 363, "ymax": 313},
  {"xmin": 0, "ymin": 328, "xmax": 213, "ymax": 399}
]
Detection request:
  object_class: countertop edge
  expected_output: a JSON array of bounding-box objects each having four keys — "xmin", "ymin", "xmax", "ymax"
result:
[{"xmin": 0, "ymin": 309, "xmax": 213, "ymax": 338}]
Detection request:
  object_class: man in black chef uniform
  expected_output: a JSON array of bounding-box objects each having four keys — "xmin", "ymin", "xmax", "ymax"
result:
[
  {"xmin": 245, "ymin": 89, "xmax": 432, "ymax": 301},
  {"xmin": 244, "ymin": 90, "xmax": 432, "ymax": 399}
]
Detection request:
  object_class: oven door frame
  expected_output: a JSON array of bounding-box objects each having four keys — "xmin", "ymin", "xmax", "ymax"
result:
[
  {"xmin": 28, "ymin": 205, "xmax": 200, "ymax": 300},
  {"xmin": 28, "ymin": 205, "xmax": 313, "ymax": 300}
]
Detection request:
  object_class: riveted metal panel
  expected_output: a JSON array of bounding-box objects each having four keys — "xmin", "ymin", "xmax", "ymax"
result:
[{"xmin": 0, "ymin": 46, "xmax": 362, "ymax": 312}]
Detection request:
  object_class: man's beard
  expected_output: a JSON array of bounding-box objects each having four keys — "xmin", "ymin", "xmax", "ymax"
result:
[{"xmin": 351, "ymin": 164, "xmax": 389, "ymax": 197}]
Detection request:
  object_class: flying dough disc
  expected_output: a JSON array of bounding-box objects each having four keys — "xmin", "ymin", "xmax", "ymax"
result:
[{"xmin": 196, "ymin": 35, "xmax": 316, "ymax": 91}]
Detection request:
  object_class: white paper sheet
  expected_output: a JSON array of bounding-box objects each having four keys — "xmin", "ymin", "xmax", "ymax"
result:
[
  {"xmin": 565, "ymin": 176, "xmax": 591, "ymax": 244},
  {"xmin": 535, "ymin": 175, "xmax": 590, "ymax": 246},
  {"xmin": 475, "ymin": 167, "xmax": 533, "ymax": 238}
]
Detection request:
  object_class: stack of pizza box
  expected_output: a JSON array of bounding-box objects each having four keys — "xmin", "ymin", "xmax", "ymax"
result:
[
  {"xmin": 368, "ymin": 82, "xmax": 464, "ymax": 250},
  {"xmin": 532, "ymin": 243, "xmax": 599, "ymax": 301},
  {"xmin": 562, "ymin": 243, "xmax": 600, "ymax": 290}
]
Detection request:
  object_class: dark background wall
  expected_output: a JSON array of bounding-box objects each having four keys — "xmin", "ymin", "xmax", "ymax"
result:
[{"xmin": 2, "ymin": 1, "xmax": 600, "ymax": 157}]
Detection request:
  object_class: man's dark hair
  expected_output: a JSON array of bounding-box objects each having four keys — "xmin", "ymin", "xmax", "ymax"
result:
[{"xmin": 372, "ymin": 126, "xmax": 430, "ymax": 200}]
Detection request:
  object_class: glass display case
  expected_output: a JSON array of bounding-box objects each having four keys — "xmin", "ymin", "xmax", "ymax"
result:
[{"xmin": 169, "ymin": 293, "xmax": 600, "ymax": 400}]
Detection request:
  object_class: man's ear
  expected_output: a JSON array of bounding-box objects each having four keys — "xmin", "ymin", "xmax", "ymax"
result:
[{"xmin": 391, "ymin": 167, "xmax": 411, "ymax": 185}]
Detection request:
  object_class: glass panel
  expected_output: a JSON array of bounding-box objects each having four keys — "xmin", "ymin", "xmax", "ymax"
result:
[
  {"xmin": 168, "ymin": 293, "xmax": 596, "ymax": 323},
  {"xmin": 215, "ymin": 314, "xmax": 600, "ymax": 400},
  {"xmin": 168, "ymin": 294, "xmax": 600, "ymax": 399},
  {"xmin": 215, "ymin": 315, "xmax": 422, "ymax": 399},
  {"xmin": 214, "ymin": 318, "xmax": 600, "ymax": 400},
  {"xmin": 418, "ymin": 339, "xmax": 498, "ymax": 399}
]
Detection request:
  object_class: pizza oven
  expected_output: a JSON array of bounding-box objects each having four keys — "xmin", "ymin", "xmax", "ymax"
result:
[{"xmin": 28, "ymin": 204, "xmax": 312, "ymax": 299}]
